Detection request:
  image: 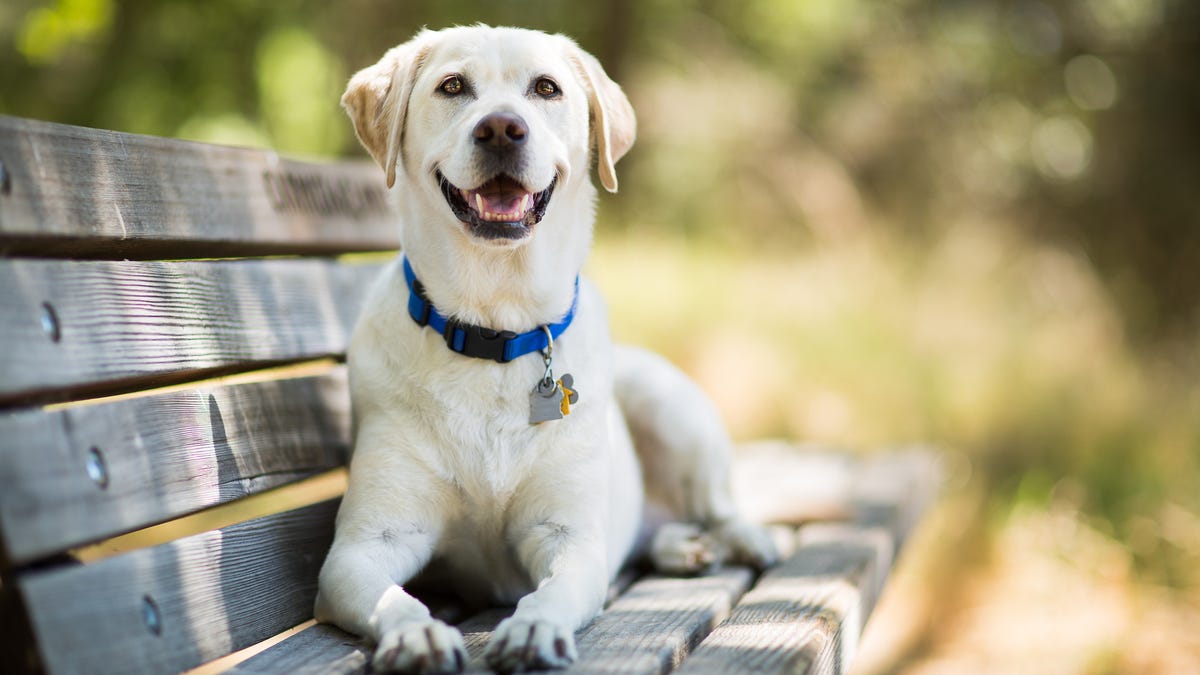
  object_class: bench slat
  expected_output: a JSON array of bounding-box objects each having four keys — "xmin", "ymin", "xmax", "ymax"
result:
[
  {"xmin": 0, "ymin": 257, "xmax": 384, "ymax": 405},
  {"xmin": 566, "ymin": 568, "xmax": 754, "ymax": 674},
  {"xmin": 231, "ymin": 568, "xmax": 755, "ymax": 675},
  {"xmin": 16, "ymin": 499, "xmax": 339, "ymax": 675},
  {"xmin": 455, "ymin": 570, "xmax": 755, "ymax": 674},
  {"xmin": 228, "ymin": 568, "xmax": 644, "ymax": 674},
  {"xmin": 0, "ymin": 370, "xmax": 350, "ymax": 567},
  {"xmin": 0, "ymin": 116, "xmax": 399, "ymax": 258},
  {"xmin": 224, "ymin": 624, "xmax": 369, "ymax": 675},
  {"xmin": 675, "ymin": 524, "xmax": 894, "ymax": 675}
]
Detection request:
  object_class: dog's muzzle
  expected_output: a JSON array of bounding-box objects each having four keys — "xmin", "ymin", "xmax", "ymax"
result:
[{"xmin": 437, "ymin": 112, "xmax": 556, "ymax": 241}]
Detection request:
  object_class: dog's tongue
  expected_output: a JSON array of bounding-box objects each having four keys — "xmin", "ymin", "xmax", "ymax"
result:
[{"xmin": 462, "ymin": 175, "xmax": 534, "ymax": 223}]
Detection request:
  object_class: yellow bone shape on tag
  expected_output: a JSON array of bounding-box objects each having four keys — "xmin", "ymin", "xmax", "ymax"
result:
[{"xmin": 558, "ymin": 375, "xmax": 578, "ymax": 416}]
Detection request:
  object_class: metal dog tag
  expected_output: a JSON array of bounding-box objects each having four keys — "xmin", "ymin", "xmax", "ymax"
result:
[
  {"xmin": 529, "ymin": 374, "xmax": 580, "ymax": 424},
  {"xmin": 530, "ymin": 378, "xmax": 564, "ymax": 424}
]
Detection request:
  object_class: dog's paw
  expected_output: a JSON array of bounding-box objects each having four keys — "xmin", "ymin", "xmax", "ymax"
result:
[
  {"xmin": 484, "ymin": 617, "xmax": 577, "ymax": 673},
  {"xmin": 650, "ymin": 522, "xmax": 725, "ymax": 575},
  {"xmin": 715, "ymin": 518, "xmax": 780, "ymax": 570},
  {"xmin": 373, "ymin": 620, "xmax": 467, "ymax": 674}
]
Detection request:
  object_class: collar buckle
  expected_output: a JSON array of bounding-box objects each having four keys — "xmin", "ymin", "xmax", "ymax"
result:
[{"xmin": 443, "ymin": 320, "xmax": 517, "ymax": 363}]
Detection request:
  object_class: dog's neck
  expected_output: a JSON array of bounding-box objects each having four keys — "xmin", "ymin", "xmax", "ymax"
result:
[{"xmin": 398, "ymin": 202, "xmax": 593, "ymax": 332}]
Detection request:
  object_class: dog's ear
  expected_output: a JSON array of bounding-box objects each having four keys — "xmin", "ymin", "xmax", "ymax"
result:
[
  {"xmin": 570, "ymin": 47, "xmax": 636, "ymax": 193},
  {"xmin": 342, "ymin": 35, "xmax": 433, "ymax": 189}
]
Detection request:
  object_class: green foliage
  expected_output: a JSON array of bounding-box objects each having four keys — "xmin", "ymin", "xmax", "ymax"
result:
[{"xmin": 15, "ymin": 0, "xmax": 113, "ymax": 65}]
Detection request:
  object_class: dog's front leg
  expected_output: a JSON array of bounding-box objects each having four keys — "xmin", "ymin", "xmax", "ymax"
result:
[
  {"xmin": 317, "ymin": 538, "xmax": 465, "ymax": 674},
  {"xmin": 483, "ymin": 484, "xmax": 609, "ymax": 672},
  {"xmin": 315, "ymin": 434, "xmax": 466, "ymax": 674}
]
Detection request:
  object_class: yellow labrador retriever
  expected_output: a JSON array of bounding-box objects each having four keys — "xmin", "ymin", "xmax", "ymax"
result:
[{"xmin": 315, "ymin": 25, "xmax": 777, "ymax": 674}]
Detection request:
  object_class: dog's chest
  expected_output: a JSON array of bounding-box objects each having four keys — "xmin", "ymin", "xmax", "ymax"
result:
[{"xmin": 406, "ymin": 357, "xmax": 551, "ymax": 486}]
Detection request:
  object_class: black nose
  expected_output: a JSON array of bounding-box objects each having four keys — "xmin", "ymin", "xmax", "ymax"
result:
[{"xmin": 473, "ymin": 112, "xmax": 528, "ymax": 149}]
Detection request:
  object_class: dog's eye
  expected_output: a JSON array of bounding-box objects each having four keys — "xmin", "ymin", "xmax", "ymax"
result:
[
  {"xmin": 439, "ymin": 75, "xmax": 465, "ymax": 96},
  {"xmin": 534, "ymin": 77, "xmax": 560, "ymax": 99}
]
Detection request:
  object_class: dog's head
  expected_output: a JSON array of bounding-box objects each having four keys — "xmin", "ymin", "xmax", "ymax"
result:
[{"xmin": 343, "ymin": 26, "xmax": 635, "ymax": 246}]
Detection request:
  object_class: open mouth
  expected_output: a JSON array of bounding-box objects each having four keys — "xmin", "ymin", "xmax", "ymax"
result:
[{"xmin": 437, "ymin": 172, "xmax": 556, "ymax": 240}]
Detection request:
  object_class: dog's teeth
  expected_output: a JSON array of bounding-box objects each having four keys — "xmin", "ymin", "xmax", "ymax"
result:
[
  {"xmin": 475, "ymin": 194, "xmax": 485, "ymax": 214},
  {"xmin": 521, "ymin": 194, "xmax": 532, "ymax": 213}
]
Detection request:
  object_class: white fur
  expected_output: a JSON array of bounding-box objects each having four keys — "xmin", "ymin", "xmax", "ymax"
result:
[{"xmin": 315, "ymin": 26, "xmax": 776, "ymax": 674}]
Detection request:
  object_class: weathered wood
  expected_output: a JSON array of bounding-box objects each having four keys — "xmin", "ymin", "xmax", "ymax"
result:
[
  {"xmin": 234, "ymin": 568, "xmax": 754, "ymax": 675},
  {"xmin": 0, "ymin": 257, "xmax": 385, "ymax": 405},
  {"xmin": 567, "ymin": 568, "xmax": 754, "ymax": 674},
  {"xmin": 0, "ymin": 116, "xmax": 399, "ymax": 259},
  {"xmin": 447, "ymin": 568, "xmax": 754, "ymax": 674},
  {"xmin": 16, "ymin": 499, "xmax": 339, "ymax": 675},
  {"xmin": 675, "ymin": 524, "xmax": 894, "ymax": 675},
  {"xmin": 0, "ymin": 370, "xmax": 350, "ymax": 567},
  {"xmin": 229, "ymin": 563, "xmax": 647, "ymax": 674},
  {"xmin": 224, "ymin": 624, "xmax": 369, "ymax": 675}
]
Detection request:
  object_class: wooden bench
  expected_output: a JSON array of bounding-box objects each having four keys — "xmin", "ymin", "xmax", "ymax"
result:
[{"xmin": 0, "ymin": 115, "xmax": 940, "ymax": 675}]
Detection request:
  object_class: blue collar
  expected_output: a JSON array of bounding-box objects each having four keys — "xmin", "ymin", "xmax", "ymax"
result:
[{"xmin": 402, "ymin": 256, "xmax": 579, "ymax": 363}]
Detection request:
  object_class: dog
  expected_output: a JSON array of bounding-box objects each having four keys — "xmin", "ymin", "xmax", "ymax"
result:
[{"xmin": 314, "ymin": 25, "xmax": 778, "ymax": 674}]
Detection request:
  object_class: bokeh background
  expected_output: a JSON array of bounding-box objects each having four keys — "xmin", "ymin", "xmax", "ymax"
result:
[{"xmin": 3, "ymin": 0, "xmax": 1198, "ymax": 671}]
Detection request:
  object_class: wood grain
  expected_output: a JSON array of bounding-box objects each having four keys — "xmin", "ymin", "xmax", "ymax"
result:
[
  {"xmin": 437, "ymin": 568, "xmax": 752, "ymax": 674},
  {"xmin": 0, "ymin": 257, "xmax": 386, "ymax": 405},
  {"xmin": 675, "ymin": 524, "xmax": 895, "ymax": 675},
  {"xmin": 230, "ymin": 565, "xmax": 647, "ymax": 674},
  {"xmin": 0, "ymin": 370, "xmax": 350, "ymax": 567},
  {"xmin": 0, "ymin": 115, "xmax": 399, "ymax": 259},
  {"xmin": 17, "ymin": 499, "xmax": 339, "ymax": 675},
  {"xmin": 567, "ymin": 568, "xmax": 753, "ymax": 674},
  {"xmin": 225, "ymin": 623, "xmax": 370, "ymax": 675}
]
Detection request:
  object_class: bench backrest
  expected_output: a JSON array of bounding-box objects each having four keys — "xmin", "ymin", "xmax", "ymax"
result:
[{"xmin": 0, "ymin": 115, "xmax": 396, "ymax": 674}]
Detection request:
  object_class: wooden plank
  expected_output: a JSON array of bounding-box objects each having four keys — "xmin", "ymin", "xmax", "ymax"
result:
[
  {"xmin": 224, "ymin": 624, "xmax": 369, "ymax": 675},
  {"xmin": 446, "ymin": 569, "xmax": 753, "ymax": 673},
  {"xmin": 0, "ymin": 257, "xmax": 385, "ymax": 405},
  {"xmin": 228, "ymin": 565, "xmax": 647, "ymax": 674},
  {"xmin": 0, "ymin": 370, "xmax": 350, "ymax": 566},
  {"xmin": 0, "ymin": 115, "xmax": 399, "ymax": 258},
  {"xmin": 567, "ymin": 568, "xmax": 754, "ymax": 674},
  {"xmin": 16, "ymin": 499, "xmax": 339, "ymax": 675},
  {"xmin": 675, "ymin": 524, "xmax": 895, "ymax": 675}
]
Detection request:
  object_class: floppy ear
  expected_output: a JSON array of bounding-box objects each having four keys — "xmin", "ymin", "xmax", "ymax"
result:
[
  {"xmin": 342, "ymin": 34, "xmax": 433, "ymax": 188},
  {"xmin": 570, "ymin": 47, "xmax": 637, "ymax": 193}
]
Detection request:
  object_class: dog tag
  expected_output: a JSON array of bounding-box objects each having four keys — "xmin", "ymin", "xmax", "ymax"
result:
[
  {"xmin": 530, "ymin": 378, "xmax": 564, "ymax": 424},
  {"xmin": 529, "ymin": 374, "xmax": 580, "ymax": 424}
]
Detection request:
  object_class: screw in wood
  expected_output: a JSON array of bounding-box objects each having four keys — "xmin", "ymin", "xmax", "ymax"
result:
[
  {"xmin": 86, "ymin": 447, "xmax": 109, "ymax": 489},
  {"xmin": 40, "ymin": 302, "xmax": 61, "ymax": 342},
  {"xmin": 142, "ymin": 595, "xmax": 162, "ymax": 635}
]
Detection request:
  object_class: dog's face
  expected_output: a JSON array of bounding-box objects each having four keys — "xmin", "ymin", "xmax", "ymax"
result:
[{"xmin": 342, "ymin": 26, "xmax": 635, "ymax": 248}]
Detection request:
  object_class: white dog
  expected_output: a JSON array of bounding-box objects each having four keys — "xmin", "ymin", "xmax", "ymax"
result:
[{"xmin": 315, "ymin": 25, "xmax": 777, "ymax": 674}]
